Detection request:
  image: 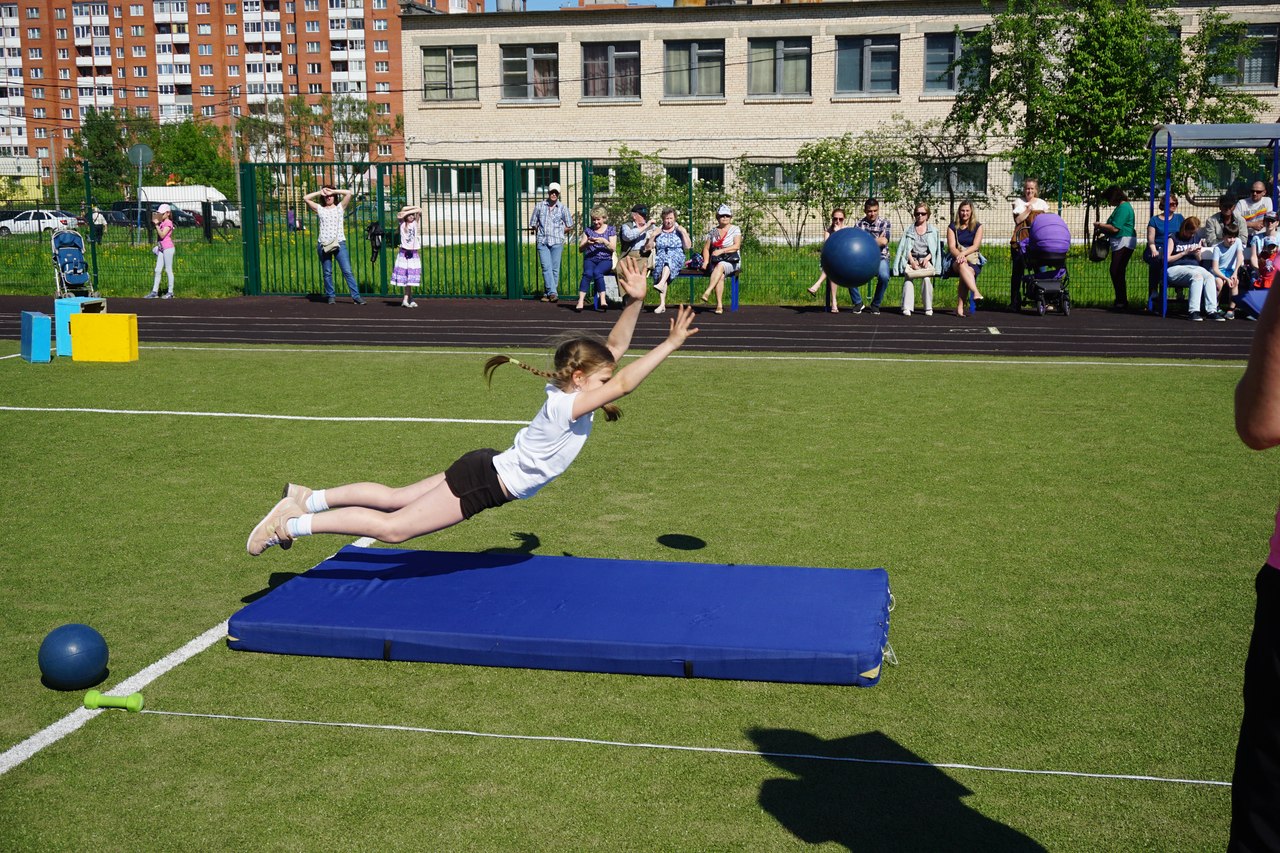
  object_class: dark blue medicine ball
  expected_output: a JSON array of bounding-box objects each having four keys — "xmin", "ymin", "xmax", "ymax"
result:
[
  {"xmin": 821, "ymin": 227, "xmax": 882, "ymax": 288},
  {"xmin": 38, "ymin": 623, "xmax": 109, "ymax": 690}
]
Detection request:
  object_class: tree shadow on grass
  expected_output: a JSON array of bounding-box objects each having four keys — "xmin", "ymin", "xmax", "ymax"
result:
[{"xmin": 748, "ymin": 728, "xmax": 1045, "ymax": 852}]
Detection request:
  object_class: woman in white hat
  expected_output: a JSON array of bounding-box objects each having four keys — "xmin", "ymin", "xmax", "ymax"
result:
[
  {"xmin": 145, "ymin": 203, "xmax": 176, "ymax": 298},
  {"xmin": 391, "ymin": 205, "xmax": 423, "ymax": 307},
  {"xmin": 698, "ymin": 203, "xmax": 741, "ymax": 314}
]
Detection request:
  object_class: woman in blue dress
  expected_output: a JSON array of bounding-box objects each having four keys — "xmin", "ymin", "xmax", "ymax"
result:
[
  {"xmin": 651, "ymin": 207, "xmax": 691, "ymax": 314},
  {"xmin": 946, "ymin": 200, "xmax": 985, "ymax": 317}
]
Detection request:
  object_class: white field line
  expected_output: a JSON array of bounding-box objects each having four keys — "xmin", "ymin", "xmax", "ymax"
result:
[
  {"xmin": 0, "ymin": 406, "xmax": 525, "ymax": 425},
  {"xmin": 138, "ymin": 709, "xmax": 1230, "ymax": 788},
  {"xmin": 0, "ymin": 621, "xmax": 229, "ymax": 776},
  {"xmin": 128, "ymin": 344, "xmax": 1244, "ymax": 369}
]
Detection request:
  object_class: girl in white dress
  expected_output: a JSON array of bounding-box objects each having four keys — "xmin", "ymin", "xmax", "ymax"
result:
[{"xmin": 391, "ymin": 205, "xmax": 422, "ymax": 308}]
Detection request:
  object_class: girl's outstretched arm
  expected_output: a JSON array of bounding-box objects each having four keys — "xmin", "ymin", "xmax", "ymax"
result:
[
  {"xmin": 573, "ymin": 305, "xmax": 699, "ymax": 419},
  {"xmin": 604, "ymin": 254, "xmax": 648, "ymax": 361}
]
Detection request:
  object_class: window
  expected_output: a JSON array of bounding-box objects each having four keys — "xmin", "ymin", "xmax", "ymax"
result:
[
  {"xmin": 665, "ymin": 163, "xmax": 724, "ymax": 190},
  {"xmin": 305, "ymin": 19, "xmax": 318, "ymax": 32},
  {"xmin": 197, "ymin": 43, "xmax": 211, "ymax": 55},
  {"xmin": 195, "ymin": 1, "xmax": 208, "ymax": 9},
  {"xmin": 1215, "ymin": 25, "xmax": 1279, "ymax": 87},
  {"xmin": 525, "ymin": 165, "xmax": 558, "ymax": 195},
  {"xmin": 227, "ymin": 44, "xmax": 238, "ymax": 55},
  {"xmin": 502, "ymin": 44, "xmax": 557, "ymax": 99},
  {"xmin": 664, "ymin": 40, "xmax": 724, "ymax": 97},
  {"xmin": 306, "ymin": 40, "xmax": 319, "ymax": 52},
  {"xmin": 32, "ymin": 106, "xmax": 44, "ymax": 117},
  {"xmin": 308, "ymin": 82, "xmax": 321, "ymax": 93},
  {"xmin": 373, "ymin": 39, "xmax": 387, "ymax": 52},
  {"xmin": 310, "ymin": 144, "xmax": 324, "ymax": 156},
  {"xmin": 422, "ymin": 45, "xmax": 477, "ymax": 101},
  {"xmin": 55, "ymin": 27, "xmax": 64, "ymax": 37},
  {"xmin": 374, "ymin": 60, "xmax": 387, "ymax": 72},
  {"xmin": 135, "ymin": 105, "xmax": 149, "ymax": 117},
  {"xmin": 374, "ymin": 101, "xmax": 389, "ymax": 114},
  {"xmin": 582, "ymin": 41, "xmax": 639, "ymax": 99},
  {"xmin": 752, "ymin": 163, "xmax": 800, "ymax": 193},
  {"xmin": 922, "ymin": 161, "xmax": 989, "ymax": 195},
  {"xmin": 27, "ymin": 47, "xmax": 39, "ymax": 59},
  {"xmin": 426, "ymin": 165, "xmax": 481, "ymax": 195},
  {"xmin": 747, "ymin": 37, "xmax": 810, "ymax": 96},
  {"xmin": 199, "ymin": 64, "xmax": 212, "ymax": 75},
  {"xmin": 224, "ymin": 2, "xmax": 235, "ymax": 10},
  {"xmin": 132, "ymin": 44, "xmax": 146, "ymax": 56},
  {"xmin": 374, "ymin": 81, "xmax": 388, "ymax": 93},
  {"xmin": 377, "ymin": 143, "xmax": 391, "ymax": 156},
  {"xmin": 924, "ymin": 32, "xmax": 987, "ymax": 92},
  {"xmin": 28, "ymin": 67, "xmax": 42, "ymax": 78},
  {"xmin": 372, "ymin": 17, "xmax": 385, "ymax": 29},
  {"xmin": 199, "ymin": 84, "xmax": 212, "ymax": 94},
  {"xmin": 129, "ymin": 3, "xmax": 141, "ymax": 11},
  {"xmin": 225, "ymin": 23, "xmax": 237, "ymax": 34},
  {"xmin": 24, "ymin": 6, "xmax": 37, "ymax": 17},
  {"xmin": 129, "ymin": 24, "xmax": 141, "ymax": 35},
  {"xmin": 306, "ymin": 62, "xmax": 320, "ymax": 73},
  {"xmin": 226, "ymin": 64, "xmax": 239, "ymax": 75},
  {"xmin": 134, "ymin": 85, "xmax": 145, "ymax": 96},
  {"xmin": 835, "ymin": 35, "xmax": 899, "ymax": 94}
]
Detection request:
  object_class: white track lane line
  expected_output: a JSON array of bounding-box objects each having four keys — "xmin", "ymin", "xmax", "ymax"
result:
[
  {"xmin": 129, "ymin": 345, "xmax": 1243, "ymax": 369},
  {"xmin": 0, "ymin": 406, "xmax": 525, "ymax": 425},
  {"xmin": 136, "ymin": 709, "xmax": 1230, "ymax": 788},
  {"xmin": 0, "ymin": 621, "xmax": 229, "ymax": 776}
]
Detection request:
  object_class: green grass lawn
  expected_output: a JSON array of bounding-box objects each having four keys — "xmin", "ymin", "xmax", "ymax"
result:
[{"xmin": 0, "ymin": 341, "xmax": 1264, "ymax": 850}]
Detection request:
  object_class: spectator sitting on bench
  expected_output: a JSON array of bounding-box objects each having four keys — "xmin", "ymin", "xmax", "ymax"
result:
[{"xmin": 698, "ymin": 203, "xmax": 741, "ymax": 315}]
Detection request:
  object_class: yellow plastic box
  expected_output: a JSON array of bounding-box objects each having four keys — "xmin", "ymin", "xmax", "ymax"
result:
[{"xmin": 69, "ymin": 313, "xmax": 139, "ymax": 362}]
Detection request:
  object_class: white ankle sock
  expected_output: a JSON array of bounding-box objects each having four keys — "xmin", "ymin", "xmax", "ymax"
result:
[
  {"xmin": 306, "ymin": 490, "xmax": 329, "ymax": 513},
  {"xmin": 286, "ymin": 514, "xmax": 314, "ymax": 538}
]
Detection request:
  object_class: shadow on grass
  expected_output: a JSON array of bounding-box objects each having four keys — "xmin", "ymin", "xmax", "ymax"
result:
[
  {"xmin": 657, "ymin": 533, "xmax": 706, "ymax": 551},
  {"xmin": 748, "ymin": 728, "xmax": 1045, "ymax": 852},
  {"xmin": 241, "ymin": 572, "xmax": 300, "ymax": 604}
]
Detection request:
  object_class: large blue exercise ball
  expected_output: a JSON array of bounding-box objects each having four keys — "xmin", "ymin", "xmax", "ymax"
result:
[
  {"xmin": 821, "ymin": 227, "xmax": 881, "ymax": 289},
  {"xmin": 38, "ymin": 623, "xmax": 109, "ymax": 690}
]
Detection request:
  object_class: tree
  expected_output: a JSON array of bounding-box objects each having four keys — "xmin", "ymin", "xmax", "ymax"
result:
[
  {"xmin": 63, "ymin": 107, "xmax": 153, "ymax": 200},
  {"xmin": 148, "ymin": 119, "xmax": 237, "ymax": 197},
  {"xmin": 949, "ymin": 0, "xmax": 1263, "ymax": 208}
]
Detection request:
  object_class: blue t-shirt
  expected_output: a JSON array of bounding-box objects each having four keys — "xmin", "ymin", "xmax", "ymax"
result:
[
  {"xmin": 1148, "ymin": 213, "xmax": 1184, "ymax": 256},
  {"xmin": 1213, "ymin": 241, "xmax": 1242, "ymax": 277}
]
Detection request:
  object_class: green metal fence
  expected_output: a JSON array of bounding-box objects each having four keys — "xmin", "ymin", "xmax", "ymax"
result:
[
  {"xmin": 240, "ymin": 159, "xmax": 595, "ymax": 300},
  {"xmin": 0, "ymin": 153, "xmax": 1271, "ymax": 309}
]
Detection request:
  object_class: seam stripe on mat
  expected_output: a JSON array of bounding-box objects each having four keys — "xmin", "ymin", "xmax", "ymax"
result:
[{"xmin": 137, "ymin": 709, "xmax": 1230, "ymax": 788}]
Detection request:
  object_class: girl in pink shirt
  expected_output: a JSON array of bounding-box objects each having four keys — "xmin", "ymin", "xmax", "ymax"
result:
[{"xmin": 145, "ymin": 204, "xmax": 176, "ymax": 299}]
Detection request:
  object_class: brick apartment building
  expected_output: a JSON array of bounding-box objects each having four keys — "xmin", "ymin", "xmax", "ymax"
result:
[{"xmin": 0, "ymin": 0, "xmax": 479, "ymax": 181}]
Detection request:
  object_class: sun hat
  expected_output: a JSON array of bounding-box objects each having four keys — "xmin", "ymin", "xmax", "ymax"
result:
[
  {"xmin": 631, "ymin": 204, "xmax": 649, "ymax": 218},
  {"xmin": 397, "ymin": 205, "xmax": 421, "ymax": 220},
  {"xmin": 717, "ymin": 203, "xmax": 732, "ymax": 216},
  {"xmin": 156, "ymin": 204, "xmax": 171, "ymax": 214},
  {"xmin": 548, "ymin": 182, "xmax": 562, "ymax": 194}
]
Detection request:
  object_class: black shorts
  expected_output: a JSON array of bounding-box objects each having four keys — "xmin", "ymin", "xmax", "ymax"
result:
[{"xmin": 444, "ymin": 449, "xmax": 513, "ymax": 520}]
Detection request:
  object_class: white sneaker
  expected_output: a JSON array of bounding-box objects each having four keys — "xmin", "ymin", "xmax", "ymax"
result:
[
  {"xmin": 247, "ymin": 496, "xmax": 299, "ymax": 556},
  {"xmin": 654, "ymin": 305, "xmax": 666, "ymax": 314},
  {"xmin": 903, "ymin": 309, "xmax": 912, "ymax": 316},
  {"xmin": 409, "ymin": 301, "xmax": 418, "ymax": 308},
  {"xmin": 925, "ymin": 309, "xmax": 933, "ymax": 316}
]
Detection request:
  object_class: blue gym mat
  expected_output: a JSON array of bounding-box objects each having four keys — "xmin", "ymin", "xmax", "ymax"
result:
[{"xmin": 228, "ymin": 546, "xmax": 892, "ymax": 686}]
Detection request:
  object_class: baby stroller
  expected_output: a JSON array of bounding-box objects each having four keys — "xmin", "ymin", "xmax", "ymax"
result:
[
  {"xmin": 1018, "ymin": 212, "xmax": 1071, "ymax": 316},
  {"xmin": 51, "ymin": 228, "xmax": 97, "ymax": 298}
]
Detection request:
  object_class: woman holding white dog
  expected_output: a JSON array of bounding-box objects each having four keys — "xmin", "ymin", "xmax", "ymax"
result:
[{"xmin": 893, "ymin": 202, "xmax": 941, "ymax": 316}]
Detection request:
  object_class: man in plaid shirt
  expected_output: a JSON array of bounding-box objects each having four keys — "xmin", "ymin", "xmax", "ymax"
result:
[
  {"xmin": 528, "ymin": 182, "xmax": 575, "ymax": 303},
  {"xmin": 854, "ymin": 198, "xmax": 892, "ymax": 314}
]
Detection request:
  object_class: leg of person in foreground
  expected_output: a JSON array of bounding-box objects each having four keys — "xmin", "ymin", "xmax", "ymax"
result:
[
  {"xmin": 1230, "ymin": 279, "xmax": 1280, "ymax": 852},
  {"xmin": 247, "ymin": 258, "xmax": 697, "ymax": 555}
]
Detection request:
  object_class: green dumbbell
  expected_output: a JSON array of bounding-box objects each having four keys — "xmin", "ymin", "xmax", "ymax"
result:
[{"xmin": 83, "ymin": 690, "xmax": 144, "ymax": 713}]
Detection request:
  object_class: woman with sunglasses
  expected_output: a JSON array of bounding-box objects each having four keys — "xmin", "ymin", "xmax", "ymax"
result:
[
  {"xmin": 946, "ymin": 200, "xmax": 985, "ymax": 317},
  {"xmin": 892, "ymin": 203, "xmax": 941, "ymax": 316},
  {"xmin": 808, "ymin": 208, "xmax": 849, "ymax": 312},
  {"xmin": 1146, "ymin": 193, "xmax": 1184, "ymax": 308},
  {"xmin": 698, "ymin": 204, "xmax": 741, "ymax": 315}
]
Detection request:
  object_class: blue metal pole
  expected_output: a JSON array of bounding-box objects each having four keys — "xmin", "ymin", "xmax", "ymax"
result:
[{"xmin": 1162, "ymin": 138, "xmax": 1173, "ymax": 318}]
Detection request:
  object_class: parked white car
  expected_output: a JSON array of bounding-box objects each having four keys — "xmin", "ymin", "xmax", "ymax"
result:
[{"xmin": 0, "ymin": 209, "xmax": 78, "ymax": 235}]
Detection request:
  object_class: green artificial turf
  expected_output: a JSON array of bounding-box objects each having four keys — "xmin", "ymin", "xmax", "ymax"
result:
[{"xmin": 0, "ymin": 341, "xmax": 1264, "ymax": 850}]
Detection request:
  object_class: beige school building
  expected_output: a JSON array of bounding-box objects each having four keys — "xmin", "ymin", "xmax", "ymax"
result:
[{"xmin": 398, "ymin": 0, "xmax": 1280, "ymax": 237}]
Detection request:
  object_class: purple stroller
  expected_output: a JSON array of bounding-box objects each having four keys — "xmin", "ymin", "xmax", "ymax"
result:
[{"xmin": 1019, "ymin": 212, "xmax": 1072, "ymax": 315}]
